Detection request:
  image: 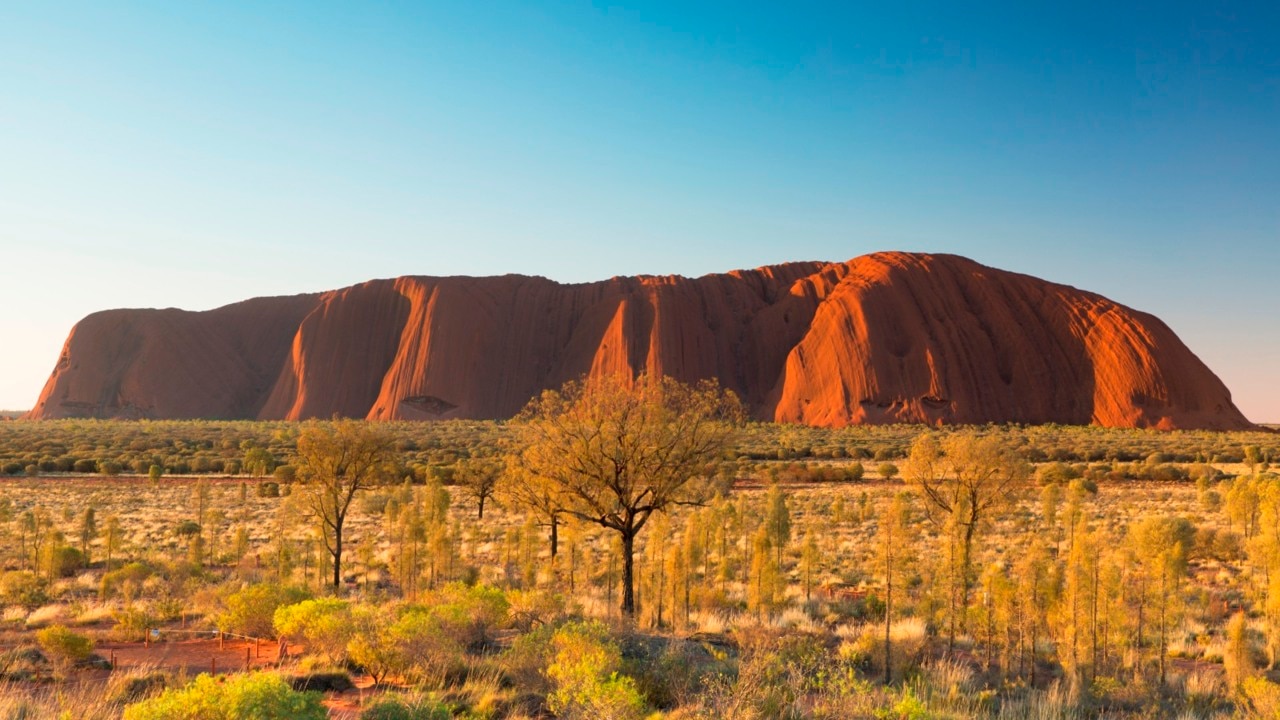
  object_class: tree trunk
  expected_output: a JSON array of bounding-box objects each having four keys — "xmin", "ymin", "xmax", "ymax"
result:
[
  {"xmin": 885, "ymin": 560, "xmax": 893, "ymax": 685},
  {"xmin": 549, "ymin": 515, "xmax": 559, "ymax": 559},
  {"xmin": 961, "ymin": 521, "xmax": 976, "ymax": 636},
  {"xmin": 1024, "ymin": 609, "xmax": 1034, "ymax": 681},
  {"xmin": 1135, "ymin": 573, "xmax": 1145, "ymax": 667},
  {"xmin": 621, "ymin": 529, "xmax": 637, "ymax": 617},
  {"xmin": 947, "ymin": 531, "xmax": 958, "ymax": 653},
  {"xmin": 1091, "ymin": 560, "xmax": 1100, "ymax": 682},
  {"xmin": 1159, "ymin": 574, "xmax": 1167, "ymax": 686},
  {"xmin": 478, "ymin": 495, "xmax": 485, "ymax": 520},
  {"xmin": 332, "ymin": 523, "xmax": 343, "ymax": 590}
]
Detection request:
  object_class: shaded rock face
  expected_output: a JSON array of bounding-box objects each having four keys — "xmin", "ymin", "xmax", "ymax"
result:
[{"xmin": 24, "ymin": 252, "xmax": 1252, "ymax": 430}]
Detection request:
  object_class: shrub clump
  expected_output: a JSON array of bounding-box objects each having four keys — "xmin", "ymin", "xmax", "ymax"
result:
[
  {"xmin": 359, "ymin": 694, "xmax": 452, "ymax": 720},
  {"xmin": 36, "ymin": 624, "xmax": 94, "ymax": 676},
  {"xmin": 122, "ymin": 672, "xmax": 326, "ymax": 720},
  {"xmin": 545, "ymin": 620, "xmax": 647, "ymax": 720}
]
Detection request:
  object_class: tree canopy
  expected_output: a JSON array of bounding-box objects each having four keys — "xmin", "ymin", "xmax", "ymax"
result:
[
  {"xmin": 511, "ymin": 374, "xmax": 742, "ymax": 616},
  {"xmin": 294, "ymin": 419, "xmax": 398, "ymax": 589}
]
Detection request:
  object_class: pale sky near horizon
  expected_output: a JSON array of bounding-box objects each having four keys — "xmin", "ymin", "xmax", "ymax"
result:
[{"xmin": 1, "ymin": 2, "xmax": 1277, "ymax": 421}]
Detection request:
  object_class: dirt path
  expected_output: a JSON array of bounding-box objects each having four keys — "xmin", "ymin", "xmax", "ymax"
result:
[{"xmin": 101, "ymin": 637, "xmax": 286, "ymax": 675}]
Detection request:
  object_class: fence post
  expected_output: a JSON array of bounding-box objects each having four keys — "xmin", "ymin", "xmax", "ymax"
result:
[
  {"xmin": 245, "ymin": 645, "xmax": 251, "ymax": 670},
  {"xmin": 219, "ymin": 630, "xmax": 224, "ymax": 650}
]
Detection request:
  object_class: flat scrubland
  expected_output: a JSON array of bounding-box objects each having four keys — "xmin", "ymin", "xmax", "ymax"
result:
[{"xmin": 0, "ymin": 419, "xmax": 1277, "ymax": 718}]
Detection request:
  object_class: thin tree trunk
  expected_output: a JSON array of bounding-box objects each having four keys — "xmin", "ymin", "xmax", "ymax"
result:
[
  {"xmin": 961, "ymin": 521, "xmax": 976, "ymax": 637},
  {"xmin": 885, "ymin": 558, "xmax": 893, "ymax": 684},
  {"xmin": 549, "ymin": 516, "xmax": 559, "ymax": 559},
  {"xmin": 1159, "ymin": 574, "xmax": 1167, "ymax": 686},
  {"xmin": 1091, "ymin": 559, "xmax": 1100, "ymax": 682},
  {"xmin": 621, "ymin": 530, "xmax": 636, "ymax": 617},
  {"xmin": 332, "ymin": 523, "xmax": 343, "ymax": 590}
]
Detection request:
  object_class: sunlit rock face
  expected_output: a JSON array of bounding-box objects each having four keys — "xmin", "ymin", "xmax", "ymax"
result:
[{"xmin": 25, "ymin": 252, "xmax": 1251, "ymax": 430}]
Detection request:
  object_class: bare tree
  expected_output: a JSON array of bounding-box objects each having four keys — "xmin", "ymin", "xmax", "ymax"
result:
[
  {"xmin": 294, "ymin": 419, "xmax": 398, "ymax": 590},
  {"xmin": 499, "ymin": 462, "xmax": 566, "ymax": 560},
  {"xmin": 456, "ymin": 458, "xmax": 501, "ymax": 520},
  {"xmin": 512, "ymin": 374, "xmax": 741, "ymax": 617}
]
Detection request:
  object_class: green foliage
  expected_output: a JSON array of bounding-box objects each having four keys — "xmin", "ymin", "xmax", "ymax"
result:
[
  {"xmin": 0, "ymin": 570, "xmax": 49, "ymax": 610},
  {"xmin": 877, "ymin": 686, "xmax": 929, "ymax": 720},
  {"xmin": 274, "ymin": 598, "xmax": 353, "ymax": 664},
  {"xmin": 348, "ymin": 604, "xmax": 462, "ymax": 684},
  {"xmin": 244, "ymin": 447, "xmax": 277, "ymax": 476},
  {"xmin": 175, "ymin": 520, "xmax": 202, "ymax": 537},
  {"xmin": 36, "ymin": 624, "xmax": 94, "ymax": 672},
  {"xmin": 346, "ymin": 582, "xmax": 506, "ymax": 684},
  {"xmin": 219, "ymin": 583, "xmax": 311, "ymax": 638},
  {"xmin": 41, "ymin": 543, "xmax": 86, "ymax": 578},
  {"xmin": 1132, "ymin": 515, "xmax": 1197, "ymax": 577},
  {"xmin": 112, "ymin": 606, "xmax": 158, "ymax": 642},
  {"xmin": 546, "ymin": 620, "xmax": 647, "ymax": 720},
  {"xmin": 429, "ymin": 582, "xmax": 510, "ymax": 645},
  {"xmin": 122, "ymin": 672, "xmax": 326, "ymax": 720},
  {"xmin": 101, "ymin": 561, "xmax": 154, "ymax": 601},
  {"xmin": 287, "ymin": 671, "xmax": 354, "ymax": 693},
  {"xmin": 2, "ymin": 418, "xmax": 1280, "ymax": 717},
  {"xmin": 359, "ymin": 695, "xmax": 452, "ymax": 720}
]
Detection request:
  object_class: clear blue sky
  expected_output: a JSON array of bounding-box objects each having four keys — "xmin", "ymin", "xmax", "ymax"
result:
[{"xmin": 2, "ymin": 2, "xmax": 1277, "ymax": 421}]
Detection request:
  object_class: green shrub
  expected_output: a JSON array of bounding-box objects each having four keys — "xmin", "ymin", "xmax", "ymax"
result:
[
  {"xmin": 274, "ymin": 598, "xmax": 353, "ymax": 664},
  {"xmin": 36, "ymin": 624, "xmax": 94, "ymax": 675},
  {"xmin": 348, "ymin": 604, "xmax": 462, "ymax": 685},
  {"xmin": 109, "ymin": 672, "xmax": 170, "ymax": 704},
  {"xmin": 546, "ymin": 621, "xmax": 647, "ymax": 720},
  {"xmin": 359, "ymin": 695, "xmax": 451, "ymax": 720},
  {"xmin": 43, "ymin": 544, "xmax": 87, "ymax": 577},
  {"xmin": 111, "ymin": 606, "xmax": 158, "ymax": 642},
  {"xmin": 101, "ymin": 561, "xmax": 155, "ymax": 601},
  {"xmin": 287, "ymin": 670, "xmax": 354, "ymax": 692},
  {"xmin": 429, "ymin": 582, "xmax": 510, "ymax": 646},
  {"xmin": 0, "ymin": 570, "xmax": 49, "ymax": 610},
  {"xmin": 122, "ymin": 672, "xmax": 325, "ymax": 720},
  {"xmin": 219, "ymin": 583, "xmax": 310, "ymax": 638}
]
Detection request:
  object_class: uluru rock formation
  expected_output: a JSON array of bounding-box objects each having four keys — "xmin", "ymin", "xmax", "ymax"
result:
[{"xmin": 24, "ymin": 252, "xmax": 1252, "ymax": 430}]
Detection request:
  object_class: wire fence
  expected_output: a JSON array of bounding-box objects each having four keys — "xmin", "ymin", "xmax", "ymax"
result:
[{"xmin": 105, "ymin": 627, "xmax": 286, "ymax": 676}]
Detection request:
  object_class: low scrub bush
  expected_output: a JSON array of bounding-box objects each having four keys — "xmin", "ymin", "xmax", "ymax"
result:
[
  {"xmin": 359, "ymin": 694, "xmax": 452, "ymax": 720},
  {"xmin": 122, "ymin": 672, "xmax": 326, "ymax": 720}
]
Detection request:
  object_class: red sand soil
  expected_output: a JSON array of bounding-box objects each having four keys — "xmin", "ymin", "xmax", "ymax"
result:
[
  {"xmin": 97, "ymin": 637, "xmax": 375, "ymax": 718},
  {"xmin": 101, "ymin": 636, "xmax": 284, "ymax": 676}
]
